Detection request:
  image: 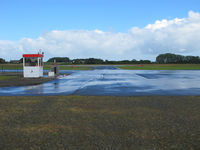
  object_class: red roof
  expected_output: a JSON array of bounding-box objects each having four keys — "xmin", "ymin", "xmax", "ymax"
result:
[{"xmin": 23, "ymin": 54, "xmax": 44, "ymax": 58}]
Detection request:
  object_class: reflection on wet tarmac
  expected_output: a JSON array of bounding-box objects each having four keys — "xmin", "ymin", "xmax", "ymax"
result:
[{"xmin": 0, "ymin": 70, "xmax": 200, "ymax": 96}]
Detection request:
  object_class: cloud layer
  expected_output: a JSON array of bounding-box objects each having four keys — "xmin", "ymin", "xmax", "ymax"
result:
[{"xmin": 1, "ymin": 11, "xmax": 200, "ymax": 61}]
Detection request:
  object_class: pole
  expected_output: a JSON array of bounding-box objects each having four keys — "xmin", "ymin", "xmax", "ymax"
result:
[
  {"xmin": 54, "ymin": 59, "xmax": 57, "ymax": 75},
  {"xmin": 54, "ymin": 59, "xmax": 56, "ymax": 67}
]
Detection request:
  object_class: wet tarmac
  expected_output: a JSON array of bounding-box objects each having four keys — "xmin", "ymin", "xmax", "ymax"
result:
[{"xmin": 0, "ymin": 69, "xmax": 200, "ymax": 96}]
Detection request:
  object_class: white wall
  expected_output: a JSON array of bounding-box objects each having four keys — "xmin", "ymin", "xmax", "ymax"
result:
[{"xmin": 23, "ymin": 66, "xmax": 43, "ymax": 78}]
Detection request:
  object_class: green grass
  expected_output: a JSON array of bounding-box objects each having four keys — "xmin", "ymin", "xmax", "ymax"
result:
[
  {"xmin": 0, "ymin": 96, "xmax": 199, "ymax": 150},
  {"xmin": 0, "ymin": 64, "xmax": 23, "ymax": 70},
  {"xmin": 0, "ymin": 76, "xmax": 17, "ymax": 81},
  {"xmin": 118, "ymin": 64, "xmax": 200, "ymax": 70},
  {"xmin": 0, "ymin": 64, "xmax": 92, "ymax": 70},
  {"xmin": 44, "ymin": 65, "xmax": 92, "ymax": 70},
  {"xmin": 58, "ymin": 65, "xmax": 92, "ymax": 70},
  {"xmin": 1, "ymin": 63, "xmax": 200, "ymax": 70}
]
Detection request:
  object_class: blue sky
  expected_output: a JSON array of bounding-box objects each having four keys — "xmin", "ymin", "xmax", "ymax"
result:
[
  {"xmin": 1, "ymin": 0, "xmax": 200, "ymax": 40},
  {"xmin": 0, "ymin": 0, "xmax": 200, "ymax": 61}
]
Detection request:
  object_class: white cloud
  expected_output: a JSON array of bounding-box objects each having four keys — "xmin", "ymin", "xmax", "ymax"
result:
[{"xmin": 1, "ymin": 11, "xmax": 200, "ymax": 61}]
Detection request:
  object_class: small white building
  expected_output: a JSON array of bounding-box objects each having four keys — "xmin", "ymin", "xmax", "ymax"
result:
[{"xmin": 23, "ymin": 53, "xmax": 44, "ymax": 78}]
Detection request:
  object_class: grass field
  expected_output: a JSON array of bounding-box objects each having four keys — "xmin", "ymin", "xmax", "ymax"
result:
[
  {"xmin": 0, "ymin": 64, "xmax": 23, "ymax": 70},
  {"xmin": 0, "ymin": 75, "xmax": 17, "ymax": 81},
  {"xmin": 44, "ymin": 65, "xmax": 93, "ymax": 70},
  {"xmin": 117, "ymin": 64, "xmax": 200, "ymax": 70},
  {"xmin": 1, "ymin": 64, "xmax": 200, "ymax": 70},
  {"xmin": 0, "ymin": 96, "xmax": 199, "ymax": 150},
  {"xmin": 0, "ymin": 64, "xmax": 92, "ymax": 70},
  {"xmin": 0, "ymin": 74, "xmax": 54, "ymax": 87}
]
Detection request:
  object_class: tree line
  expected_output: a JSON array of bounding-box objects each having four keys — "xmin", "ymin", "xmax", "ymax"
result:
[
  {"xmin": 156, "ymin": 53, "xmax": 200, "ymax": 64},
  {"xmin": 0, "ymin": 53, "xmax": 200, "ymax": 64},
  {"xmin": 45, "ymin": 53, "xmax": 200, "ymax": 64},
  {"xmin": 0, "ymin": 58, "xmax": 5, "ymax": 64},
  {"xmin": 46, "ymin": 57, "xmax": 151, "ymax": 64}
]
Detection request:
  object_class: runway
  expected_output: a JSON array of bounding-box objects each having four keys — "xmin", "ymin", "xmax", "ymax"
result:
[{"xmin": 0, "ymin": 69, "xmax": 200, "ymax": 96}]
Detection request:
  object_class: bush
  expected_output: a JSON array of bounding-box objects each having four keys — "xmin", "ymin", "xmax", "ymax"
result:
[{"xmin": 0, "ymin": 58, "xmax": 6, "ymax": 64}]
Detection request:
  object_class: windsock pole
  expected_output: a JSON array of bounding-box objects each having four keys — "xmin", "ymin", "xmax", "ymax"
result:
[
  {"xmin": 53, "ymin": 59, "xmax": 57, "ymax": 75},
  {"xmin": 54, "ymin": 59, "xmax": 56, "ymax": 67}
]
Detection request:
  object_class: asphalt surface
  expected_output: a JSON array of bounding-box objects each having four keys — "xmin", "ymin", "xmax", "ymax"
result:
[{"xmin": 0, "ymin": 68, "xmax": 200, "ymax": 96}]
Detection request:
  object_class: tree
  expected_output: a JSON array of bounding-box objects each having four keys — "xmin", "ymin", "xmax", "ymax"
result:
[
  {"xmin": 19, "ymin": 58, "xmax": 23, "ymax": 63},
  {"xmin": 185, "ymin": 56, "xmax": 200, "ymax": 64},
  {"xmin": 156, "ymin": 53, "xmax": 200, "ymax": 64},
  {"xmin": 0, "ymin": 58, "xmax": 5, "ymax": 64},
  {"xmin": 120, "ymin": 60, "xmax": 131, "ymax": 64},
  {"xmin": 72, "ymin": 59, "xmax": 86, "ymax": 64},
  {"xmin": 47, "ymin": 57, "xmax": 70, "ymax": 63},
  {"xmin": 84, "ymin": 58, "xmax": 104, "ymax": 64},
  {"xmin": 139, "ymin": 60, "xmax": 151, "ymax": 64}
]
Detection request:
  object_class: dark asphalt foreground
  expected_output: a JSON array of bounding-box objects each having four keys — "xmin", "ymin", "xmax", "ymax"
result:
[{"xmin": 0, "ymin": 96, "xmax": 200, "ymax": 150}]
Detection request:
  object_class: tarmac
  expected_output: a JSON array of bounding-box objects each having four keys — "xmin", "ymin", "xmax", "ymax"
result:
[{"xmin": 0, "ymin": 67, "xmax": 200, "ymax": 96}]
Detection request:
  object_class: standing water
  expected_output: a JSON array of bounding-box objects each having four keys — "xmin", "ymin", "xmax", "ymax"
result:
[{"xmin": 0, "ymin": 69, "xmax": 200, "ymax": 96}]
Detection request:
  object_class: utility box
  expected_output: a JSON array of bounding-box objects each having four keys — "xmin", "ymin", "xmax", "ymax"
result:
[
  {"xmin": 48, "ymin": 59, "xmax": 59, "ymax": 77},
  {"xmin": 48, "ymin": 71, "xmax": 55, "ymax": 77},
  {"xmin": 51, "ymin": 66, "xmax": 59, "ymax": 75},
  {"xmin": 23, "ymin": 53, "xmax": 44, "ymax": 78}
]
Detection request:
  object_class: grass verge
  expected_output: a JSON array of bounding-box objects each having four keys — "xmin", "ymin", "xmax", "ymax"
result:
[
  {"xmin": 1, "ymin": 64, "xmax": 200, "ymax": 70},
  {"xmin": 0, "ymin": 76, "xmax": 17, "ymax": 81},
  {"xmin": 55, "ymin": 65, "xmax": 92, "ymax": 70},
  {"xmin": 0, "ymin": 96, "xmax": 199, "ymax": 150},
  {"xmin": 0, "ymin": 75, "xmax": 54, "ymax": 87},
  {"xmin": 0, "ymin": 64, "xmax": 23, "ymax": 70},
  {"xmin": 0, "ymin": 64, "xmax": 92, "ymax": 70},
  {"xmin": 118, "ymin": 64, "xmax": 200, "ymax": 70}
]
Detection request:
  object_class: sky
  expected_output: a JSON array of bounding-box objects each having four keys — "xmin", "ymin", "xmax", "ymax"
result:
[{"xmin": 0, "ymin": 0, "xmax": 200, "ymax": 61}]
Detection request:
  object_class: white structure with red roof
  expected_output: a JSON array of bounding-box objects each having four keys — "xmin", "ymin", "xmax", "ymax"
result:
[{"xmin": 22, "ymin": 52, "xmax": 44, "ymax": 78}]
